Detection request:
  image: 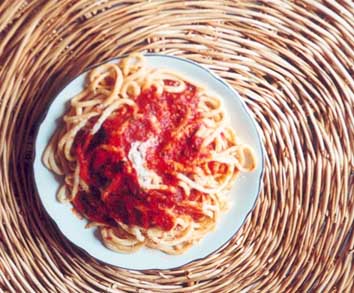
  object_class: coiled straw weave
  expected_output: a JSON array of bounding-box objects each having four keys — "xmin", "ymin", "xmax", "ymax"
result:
[{"xmin": 0, "ymin": 1, "xmax": 353, "ymax": 292}]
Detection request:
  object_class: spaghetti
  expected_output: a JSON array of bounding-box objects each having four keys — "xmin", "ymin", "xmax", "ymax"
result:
[{"xmin": 43, "ymin": 53, "xmax": 256, "ymax": 254}]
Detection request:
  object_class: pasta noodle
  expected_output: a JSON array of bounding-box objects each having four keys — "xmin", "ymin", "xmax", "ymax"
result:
[{"xmin": 43, "ymin": 53, "xmax": 256, "ymax": 254}]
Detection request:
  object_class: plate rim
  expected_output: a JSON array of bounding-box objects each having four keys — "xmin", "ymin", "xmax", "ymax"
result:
[{"xmin": 32, "ymin": 53, "xmax": 265, "ymax": 271}]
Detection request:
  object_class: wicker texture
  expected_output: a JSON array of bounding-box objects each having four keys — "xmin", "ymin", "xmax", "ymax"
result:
[{"xmin": 0, "ymin": 0, "xmax": 353, "ymax": 292}]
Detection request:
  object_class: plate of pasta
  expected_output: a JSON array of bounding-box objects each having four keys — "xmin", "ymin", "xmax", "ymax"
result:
[{"xmin": 34, "ymin": 53, "xmax": 264, "ymax": 270}]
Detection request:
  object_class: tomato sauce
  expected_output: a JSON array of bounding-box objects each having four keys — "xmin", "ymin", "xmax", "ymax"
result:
[{"xmin": 73, "ymin": 81, "xmax": 207, "ymax": 231}]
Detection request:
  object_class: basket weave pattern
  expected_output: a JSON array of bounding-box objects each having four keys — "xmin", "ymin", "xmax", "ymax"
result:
[{"xmin": 0, "ymin": 1, "xmax": 353, "ymax": 292}]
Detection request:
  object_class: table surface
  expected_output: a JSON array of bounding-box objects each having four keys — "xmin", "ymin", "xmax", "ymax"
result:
[{"xmin": 0, "ymin": 1, "xmax": 353, "ymax": 292}]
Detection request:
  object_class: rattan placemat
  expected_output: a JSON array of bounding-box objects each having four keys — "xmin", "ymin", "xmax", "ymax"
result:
[{"xmin": 0, "ymin": 1, "xmax": 353, "ymax": 292}]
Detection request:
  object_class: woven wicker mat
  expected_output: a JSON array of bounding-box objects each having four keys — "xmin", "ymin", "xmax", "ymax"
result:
[{"xmin": 0, "ymin": 1, "xmax": 353, "ymax": 292}]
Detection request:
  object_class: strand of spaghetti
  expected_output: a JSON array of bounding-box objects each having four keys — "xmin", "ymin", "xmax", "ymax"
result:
[
  {"xmin": 70, "ymin": 90, "xmax": 90, "ymax": 115},
  {"xmin": 120, "ymin": 52, "xmax": 145, "ymax": 76},
  {"xmin": 42, "ymin": 133, "xmax": 63, "ymax": 175},
  {"xmin": 58, "ymin": 112, "xmax": 98, "ymax": 161},
  {"xmin": 178, "ymin": 180, "xmax": 191, "ymax": 196},
  {"xmin": 71, "ymin": 164, "xmax": 80, "ymax": 200},
  {"xmin": 200, "ymin": 95, "xmax": 221, "ymax": 109},
  {"xmin": 145, "ymin": 80, "xmax": 164, "ymax": 96},
  {"xmin": 89, "ymin": 65, "xmax": 111, "ymax": 84},
  {"xmin": 57, "ymin": 185, "xmax": 68, "ymax": 203},
  {"xmin": 144, "ymin": 70, "xmax": 188, "ymax": 93},
  {"xmin": 91, "ymin": 99, "xmax": 136, "ymax": 134},
  {"xmin": 177, "ymin": 168, "xmax": 234, "ymax": 195},
  {"xmin": 172, "ymin": 108, "xmax": 191, "ymax": 138},
  {"xmin": 211, "ymin": 145, "xmax": 256, "ymax": 172},
  {"xmin": 71, "ymin": 94, "xmax": 106, "ymax": 108},
  {"xmin": 90, "ymin": 64, "xmax": 124, "ymax": 107},
  {"xmin": 223, "ymin": 126, "xmax": 237, "ymax": 143},
  {"xmin": 79, "ymin": 179, "xmax": 89, "ymax": 193},
  {"xmin": 236, "ymin": 145, "xmax": 257, "ymax": 171},
  {"xmin": 193, "ymin": 217, "xmax": 216, "ymax": 235},
  {"xmin": 124, "ymin": 68, "xmax": 162, "ymax": 95},
  {"xmin": 147, "ymin": 239, "xmax": 193, "ymax": 255},
  {"xmin": 118, "ymin": 223, "xmax": 145, "ymax": 242},
  {"xmin": 201, "ymin": 123, "xmax": 226, "ymax": 148},
  {"xmin": 163, "ymin": 79, "xmax": 186, "ymax": 93},
  {"xmin": 120, "ymin": 80, "xmax": 141, "ymax": 99},
  {"xmin": 101, "ymin": 227, "xmax": 144, "ymax": 253},
  {"xmin": 102, "ymin": 66, "xmax": 124, "ymax": 107},
  {"xmin": 122, "ymin": 66, "xmax": 148, "ymax": 84},
  {"xmin": 146, "ymin": 218, "xmax": 193, "ymax": 246},
  {"xmin": 63, "ymin": 111, "xmax": 98, "ymax": 124}
]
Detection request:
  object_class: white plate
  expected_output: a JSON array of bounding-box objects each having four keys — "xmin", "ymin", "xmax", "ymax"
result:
[{"xmin": 34, "ymin": 54, "xmax": 264, "ymax": 270}]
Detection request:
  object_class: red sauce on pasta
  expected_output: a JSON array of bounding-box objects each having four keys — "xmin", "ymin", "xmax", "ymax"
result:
[{"xmin": 73, "ymin": 81, "xmax": 209, "ymax": 231}]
